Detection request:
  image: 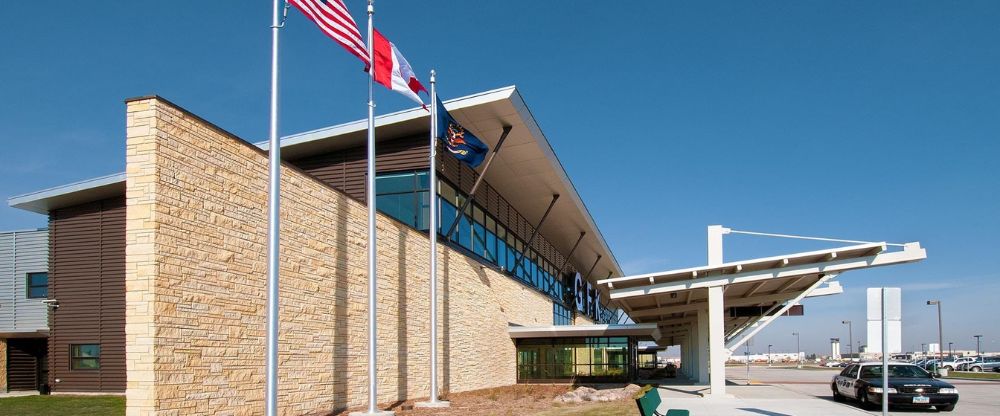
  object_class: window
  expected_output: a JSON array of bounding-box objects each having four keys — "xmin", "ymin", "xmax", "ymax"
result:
[
  {"xmin": 26, "ymin": 272, "xmax": 48, "ymax": 299},
  {"xmin": 553, "ymin": 303, "xmax": 572, "ymax": 325},
  {"xmin": 375, "ymin": 171, "xmax": 430, "ymax": 230},
  {"xmin": 516, "ymin": 337, "xmax": 635, "ymax": 382},
  {"xmin": 377, "ymin": 170, "xmax": 572, "ymax": 305},
  {"xmin": 71, "ymin": 344, "xmax": 100, "ymax": 370}
]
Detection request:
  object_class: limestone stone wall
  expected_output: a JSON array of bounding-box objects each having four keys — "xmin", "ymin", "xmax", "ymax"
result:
[
  {"xmin": 0, "ymin": 338, "xmax": 7, "ymax": 391},
  {"xmin": 124, "ymin": 96, "xmax": 554, "ymax": 415}
]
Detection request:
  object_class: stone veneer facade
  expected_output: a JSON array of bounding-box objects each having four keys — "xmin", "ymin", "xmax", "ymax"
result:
[
  {"xmin": 124, "ymin": 97, "xmax": 556, "ymax": 415},
  {"xmin": 0, "ymin": 339, "xmax": 7, "ymax": 391}
]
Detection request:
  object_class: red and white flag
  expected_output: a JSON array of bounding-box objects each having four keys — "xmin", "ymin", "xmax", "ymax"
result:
[
  {"xmin": 372, "ymin": 29, "xmax": 427, "ymax": 106},
  {"xmin": 289, "ymin": 0, "xmax": 369, "ymax": 66}
]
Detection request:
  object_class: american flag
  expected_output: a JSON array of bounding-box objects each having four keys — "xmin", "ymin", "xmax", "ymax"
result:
[{"xmin": 289, "ymin": 0, "xmax": 369, "ymax": 66}]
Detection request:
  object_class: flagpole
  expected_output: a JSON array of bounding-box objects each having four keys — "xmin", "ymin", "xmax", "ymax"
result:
[
  {"xmin": 265, "ymin": 0, "xmax": 287, "ymax": 415},
  {"xmin": 416, "ymin": 71, "xmax": 450, "ymax": 409},
  {"xmin": 361, "ymin": 0, "xmax": 389, "ymax": 415}
]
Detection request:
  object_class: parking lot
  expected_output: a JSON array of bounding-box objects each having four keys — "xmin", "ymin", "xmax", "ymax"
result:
[
  {"xmin": 645, "ymin": 366, "xmax": 997, "ymax": 415},
  {"xmin": 726, "ymin": 366, "xmax": 998, "ymax": 415}
]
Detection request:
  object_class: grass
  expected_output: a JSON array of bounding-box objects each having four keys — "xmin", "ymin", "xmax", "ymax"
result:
[
  {"xmin": 944, "ymin": 371, "xmax": 1000, "ymax": 380},
  {"xmin": 0, "ymin": 395, "xmax": 124, "ymax": 416},
  {"xmin": 532, "ymin": 401, "xmax": 635, "ymax": 416}
]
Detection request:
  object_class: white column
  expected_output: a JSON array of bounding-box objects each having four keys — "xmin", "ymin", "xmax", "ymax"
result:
[
  {"xmin": 707, "ymin": 285, "xmax": 729, "ymax": 398},
  {"xmin": 680, "ymin": 336, "xmax": 686, "ymax": 377},
  {"xmin": 697, "ymin": 307, "xmax": 709, "ymax": 384},
  {"xmin": 681, "ymin": 336, "xmax": 690, "ymax": 378},
  {"xmin": 705, "ymin": 225, "xmax": 730, "ymax": 397},
  {"xmin": 707, "ymin": 225, "xmax": 729, "ymax": 265}
]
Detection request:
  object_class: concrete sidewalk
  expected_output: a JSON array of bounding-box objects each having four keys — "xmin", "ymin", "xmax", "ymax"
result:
[
  {"xmin": 646, "ymin": 375, "xmax": 870, "ymax": 416},
  {"xmin": 654, "ymin": 385, "xmax": 870, "ymax": 416}
]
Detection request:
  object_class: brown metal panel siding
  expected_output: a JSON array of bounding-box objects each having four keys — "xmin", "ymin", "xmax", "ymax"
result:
[
  {"xmin": 48, "ymin": 197, "xmax": 125, "ymax": 393},
  {"xmin": 291, "ymin": 134, "xmax": 429, "ymax": 201},
  {"xmin": 6, "ymin": 338, "xmax": 45, "ymax": 391}
]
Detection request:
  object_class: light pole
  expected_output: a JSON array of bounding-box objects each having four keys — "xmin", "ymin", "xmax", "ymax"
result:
[
  {"xmin": 842, "ymin": 320, "xmax": 853, "ymax": 361},
  {"xmin": 768, "ymin": 344, "xmax": 773, "ymax": 367},
  {"xmin": 927, "ymin": 300, "xmax": 944, "ymax": 364},
  {"xmin": 792, "ymin": 332, "xmax": 801, "ymax": 368},
  {"xmin": 974, "ymin": 335, "xmax": 983, "ymax": 355}
]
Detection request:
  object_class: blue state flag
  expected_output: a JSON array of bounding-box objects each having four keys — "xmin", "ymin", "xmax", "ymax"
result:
[{"xmin": 436, "ymin": 99, "xmax": 489, "ymax": 168}]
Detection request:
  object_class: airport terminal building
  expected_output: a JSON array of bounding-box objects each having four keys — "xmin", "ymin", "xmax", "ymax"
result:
[
  {"xmin": 4, "ymin": 86, "xmax": 927, "ymax": 414},
  {"xmin": 5, "ymin": 87, "xmax": 665, "ymax": 414}
]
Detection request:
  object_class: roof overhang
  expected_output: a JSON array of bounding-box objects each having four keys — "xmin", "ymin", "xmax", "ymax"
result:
[
  {"xmin": 597, "ymin": 242, "xmax": 927, "ymax": 332},
  {"xmin": 508, "ymin": 323, "xmax": 661, "ymax": 342},
  {"xmin": 7, "ymin": 86, "xmax": 622, "ymax": 285},
  {"xmin": 8, "ymin": 172, "xmax": 125, "ymax": 215}
]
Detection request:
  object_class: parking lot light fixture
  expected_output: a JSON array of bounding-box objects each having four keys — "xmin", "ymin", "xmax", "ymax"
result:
[
  {"xmin": 842, "ymin": 320, "xmax": 853, "ymax": 360},
  {"xmin": 927, "ymin": 300, "xmax": 944, "ymax": 365},
  {"xmin": 792, "ymin": 332, "xmax": 801, "ymax": 368},
  {"xmin": 974, "ymin": 335, "xmax": 983, "ymax": 356}
]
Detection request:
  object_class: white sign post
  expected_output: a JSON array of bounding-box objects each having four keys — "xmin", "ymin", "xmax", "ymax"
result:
[{"xmin": 870, "ymin": 287, "xmax": 901, "ymax": 416}]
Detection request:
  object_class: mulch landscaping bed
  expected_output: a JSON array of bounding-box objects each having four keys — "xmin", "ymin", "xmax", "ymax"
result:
[{"xmin": 331, "ymin": 384, "xmax": 637, "ymax": 416}]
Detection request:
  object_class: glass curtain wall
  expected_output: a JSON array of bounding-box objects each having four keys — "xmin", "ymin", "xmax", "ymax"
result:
[
  {"xmin": 553, "ymin": 303, "xmax": 572, "ymax": 325},
  {"xmin": 375, "ymin": 170, "xmax": 568, "ymax": 305},
  {"xmin": 516, "ymin": 337, "xmax": 635, "ymax": 382}
]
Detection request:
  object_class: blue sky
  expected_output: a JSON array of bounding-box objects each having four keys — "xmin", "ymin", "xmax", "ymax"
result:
[{"xmin": 1, "ymin": 1, "xmax": 998, "ymax": 356}]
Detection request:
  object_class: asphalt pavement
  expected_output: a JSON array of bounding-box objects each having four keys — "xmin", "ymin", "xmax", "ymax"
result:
[{"xmin": 648, "ymin": 366, "xmax": 999, "ymax": 416}]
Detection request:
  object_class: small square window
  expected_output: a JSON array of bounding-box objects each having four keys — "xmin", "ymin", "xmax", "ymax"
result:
[
  {"xmin": 26, "ymin": 272, "xmax": 48, "ymax": 299},
  {"xmin": 71, "ymin": 344, "xmax": 101, "ymax": 370}
]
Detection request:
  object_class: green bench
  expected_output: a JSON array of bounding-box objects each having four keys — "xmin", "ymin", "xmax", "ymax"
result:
[{"xmin": 634, "ymin": 385, "xmax": 690, "ymax": 416}]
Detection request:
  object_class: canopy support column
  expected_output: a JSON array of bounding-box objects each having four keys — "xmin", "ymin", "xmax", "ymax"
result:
[
  {"xmin": 707, "ymin": 285, "xmax": 729, "ymax": 398},
  {"xmin": 696, "ymin": 307, "xmax": 709, "ymax": 384}
]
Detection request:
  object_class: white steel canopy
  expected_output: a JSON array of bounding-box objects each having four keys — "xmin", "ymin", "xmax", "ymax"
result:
[
  {"xmin": 599, "ymin": 241, "xmax": 926, "ymax": 330},
  {"xmin": 595, "ymin": 228, "xmax": 926, "ymax": 399}
]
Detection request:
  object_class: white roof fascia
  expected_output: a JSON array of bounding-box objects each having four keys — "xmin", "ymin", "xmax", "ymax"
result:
[
  {"xmin": 599, "ymin": 242, "xmax": 887, "ymax": 287},
  {"xmin": 8, "ymin": 172, "xmax": 126, "ymax": 214},
  {"xmin": 258, "ymin": 86, "xmax": 518, "ymax": 151},
  {"xmin": 609, "ymin": 243, "xmax": 926, "ymax": 300},
  {"xmin": 507, "ymin": 323, "xmax": 661, "ymax": 341}
]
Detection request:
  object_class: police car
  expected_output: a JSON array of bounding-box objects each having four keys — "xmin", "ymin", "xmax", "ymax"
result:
[{"xmin": 831, "ymin": 362, "xmax": 959, "ymax": 411}]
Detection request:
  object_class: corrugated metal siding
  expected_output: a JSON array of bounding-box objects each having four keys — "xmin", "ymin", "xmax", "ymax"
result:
[
  {"xmin": 48, "ymin": 197, "xmax": 125, "ymax": 393},
  {"xmin": 0, "ymin": 229, "xmax": 49, "ymax": 334},
  {"xmin": 0, "ymin": 233, "xmax": 10, "ymax": 332},
  {"xmin": 6, "ymin": 338, "xmax": 45, "ymax": 391}
]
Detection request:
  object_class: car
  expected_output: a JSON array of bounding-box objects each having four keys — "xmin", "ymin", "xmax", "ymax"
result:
[
  {"xmin": 968, "ymin": 356, "xmax": 1000, "ymax": 372},
  {"xmin": 831, "ymin": 362, "xmax": 959, "ymax": 412},
  {"xmin": 825, "ymin": 361, "xmax": 847, "ymax": 368},
  {"xmin": 940, "ymin": 357, "xmax": 976, "ymax": 371}
]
